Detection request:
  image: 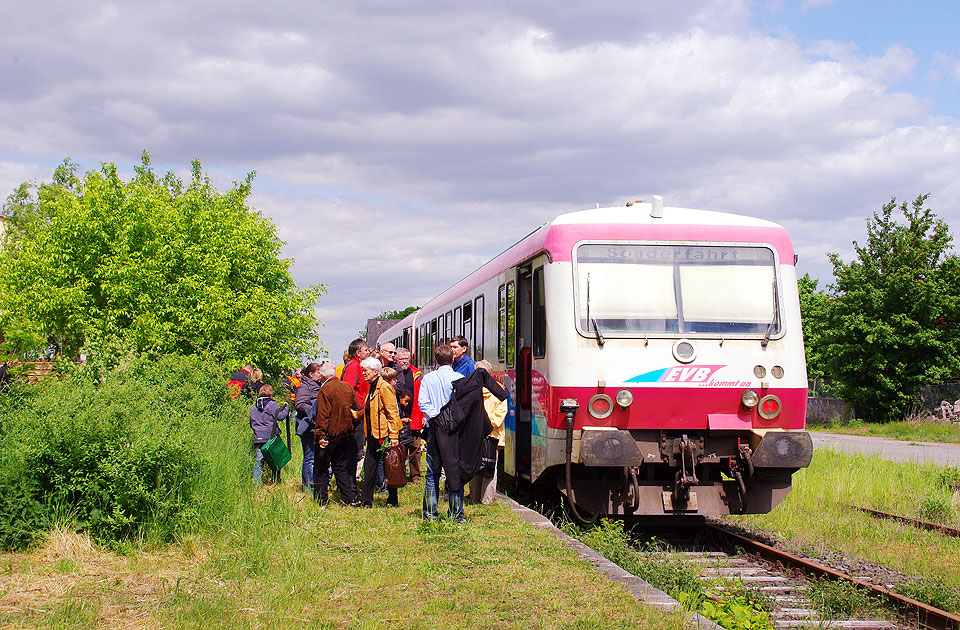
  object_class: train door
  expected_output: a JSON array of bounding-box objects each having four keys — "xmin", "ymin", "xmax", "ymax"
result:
[{"xmin": 514, "ymin": 257, "xmax": 546, "ymax": 480}]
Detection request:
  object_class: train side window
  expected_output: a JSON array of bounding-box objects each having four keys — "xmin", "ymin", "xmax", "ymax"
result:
[
  {"xmin": 533, "ymin": 267, "xmax": 546, "ymax": 358},
  {"xmin": 498, "ymin": 284, "xmax": 506, "ymax": 362},
  {"xmin": 445, "ymin": 311, "xmax": 452, "ymax": 343},
  {"xmin": 453, "ymin": 306, "xmax": 461, "ymax": 338},
  {"xmin": 431, "ymin": 318, "xmax": 438, "ymax": 358},
  {"xmin": 506, "ymin": 281, "xmax": 516, "ymax": 367},
  {"xmin": 418, "ymin": 324, "xmax": 425, "ymax": 366},
  {"xmin": 474, "ymin": 295, "xmax": 484, "ymax": 360}
]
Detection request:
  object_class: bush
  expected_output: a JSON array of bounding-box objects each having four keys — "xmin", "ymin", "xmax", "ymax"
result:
[{"xmin": 0, "ymin": 354, "xmax": 248, "ymax": 550}]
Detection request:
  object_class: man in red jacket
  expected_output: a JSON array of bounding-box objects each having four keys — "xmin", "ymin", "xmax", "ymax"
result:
[
  {"xmin": 227, "ymin": 364, "xmax": 252, "ymax": 398},
  {"xmin": 395, "ymin": 347, "xmax": 424, "ymax": 482},
  {"xmin": 339, "ymin": 338, "xmax": 370, "ymax": 469}
]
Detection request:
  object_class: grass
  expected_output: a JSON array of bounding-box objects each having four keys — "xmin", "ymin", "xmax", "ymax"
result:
[
  {"xmin": 0, "ymin": 458, "xmax": 690, "ymax": 630},
  {"xmin": 810, "ymin": 417, "xmax": 960, "ymax": 443},
  {"xmin": 726, "ymin": 449, "xmax": 960, "ymax": 613}
]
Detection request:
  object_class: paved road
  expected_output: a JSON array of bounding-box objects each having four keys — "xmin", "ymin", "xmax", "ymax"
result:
[{"xmin": 811, "ymin": 431, "xmax": 960, "ymax": 467}]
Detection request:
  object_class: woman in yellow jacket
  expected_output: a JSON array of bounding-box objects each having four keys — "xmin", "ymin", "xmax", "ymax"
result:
[
  {"xmin": 469, "ymin": 360, "xmax": 509, "ymax": 505},
  {"xmin": 357, "ymin": 357, "xmax": 403, "ymax": 507}
]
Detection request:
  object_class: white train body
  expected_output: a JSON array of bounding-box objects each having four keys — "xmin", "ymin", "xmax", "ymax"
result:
[{"xmin": 379, "ymin": 202, "xmax": 812, "ymax": 516}]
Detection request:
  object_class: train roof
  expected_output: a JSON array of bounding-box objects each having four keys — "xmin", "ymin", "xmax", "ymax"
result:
[{"xmin": 416, "ymin": 202, "xmax": 795, "ymax": 319}]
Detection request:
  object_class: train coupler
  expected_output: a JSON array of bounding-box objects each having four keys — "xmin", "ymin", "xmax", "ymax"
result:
[{"xmin": 669, "ymin": 433, "xmax": 700, "ymax": 506}]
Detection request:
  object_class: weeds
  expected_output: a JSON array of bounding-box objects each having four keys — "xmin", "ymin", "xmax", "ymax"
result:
[
  {"xmin": 678, "ymin": 592, "xmax": 774, "ymax": 630},
  {"xmin": 918, "ymin": 497, "xmax": 953, "ymax": 523},
  {"xmin": 897, "ymin": 577, "xmax": 960, "ymax": 613},
  {"xmin": 936, "ymin": 466, "xmax": 960, "ymax": 493},
  {"xmin": 807, "ymin": 577, "xmax": 886, "ymax": 618}
]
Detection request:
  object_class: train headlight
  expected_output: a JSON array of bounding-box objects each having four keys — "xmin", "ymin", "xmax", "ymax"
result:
[
  {"xmin": 588, "ymin": 393, "xmax": 615, "ymax": 419},
  {"xmin": 758, "ymin": 394, "xmax": 782, "ymax": 419},
  {"xmin": 672, "ymin": 339, "xmax": 697, "ymax": 363},
  {"xmin": 615, "ymin": 389, "xmax": 634, "ymax": 408},
  {"xmin": 771, "ymin": 365, "xmax": 784, "ymax": 379},
  {"xmin": 753, "ymin": 365, "xmax": 766, "ymax": 379},
  {"xmin": 741, "ymin": 389, "xmax": 760, "ymax": 408}
]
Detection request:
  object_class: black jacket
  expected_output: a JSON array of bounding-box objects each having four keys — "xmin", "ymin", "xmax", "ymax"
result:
[{"xmin": 435, "ymin": 368, "xmax": 508, "ymax": 491}]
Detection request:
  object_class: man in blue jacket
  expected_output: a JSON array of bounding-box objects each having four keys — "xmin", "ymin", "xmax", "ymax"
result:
[{"xmin": 450, "ymin": 335, "xmax": 475, "ymax": 377}]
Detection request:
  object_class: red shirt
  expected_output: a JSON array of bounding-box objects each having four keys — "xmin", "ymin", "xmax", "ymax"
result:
[{"xmin": 340, "ymin": 358, "xmax": 369, "ymax": 408}]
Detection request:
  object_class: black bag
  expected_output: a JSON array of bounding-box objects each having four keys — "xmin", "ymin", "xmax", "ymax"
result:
[
  {"xmin": 479, "ymin": 436, "xmax": 498, "ymax": 477},
  {"xmin": 398, "ymin": 422, "xmax": 416, "ymax": 448},
  {"xmin": 434, "ymin": 396, "xmax": 465, "ymax": 435}
]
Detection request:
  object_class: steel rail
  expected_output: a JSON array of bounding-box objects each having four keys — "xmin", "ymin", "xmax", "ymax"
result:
[
  {"xmin": 851, "ymin": 504, "xmax": 960, "ymax": 538},
  {"xmin": 706, "ymin": 524, "xmax": 960, "ymax": 630}
]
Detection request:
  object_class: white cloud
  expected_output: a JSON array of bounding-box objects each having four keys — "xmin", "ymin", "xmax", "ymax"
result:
[{"xmin": 2, "ymin": 1, "xmax": 959, "ymax": 358}]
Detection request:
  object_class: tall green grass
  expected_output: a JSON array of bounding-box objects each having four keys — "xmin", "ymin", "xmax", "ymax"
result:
[{"xmin": 0, "ymin": 354, "xmax": 250, "ymax": 550}]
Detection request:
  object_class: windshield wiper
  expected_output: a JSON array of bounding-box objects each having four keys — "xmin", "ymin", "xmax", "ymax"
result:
[
  {"xmin": 761, "ymin": 279, "xmax": 779, "ymax": 348},
  {"xmin": 587, "ymin": 272, "xmax": 605, "ymax": 348}
]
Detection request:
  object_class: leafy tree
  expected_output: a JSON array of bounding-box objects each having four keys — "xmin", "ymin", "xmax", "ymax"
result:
[
  {"xmin": 0, "ymin": 153, "xmax": 324, "ymax": 375},
  {"xmin": 797, "ymin": 273, "xmax": 831, "ymax": 382},
  {"xmin": 824, "ymin": 194, "xmax": 960, "ymax": 421}
]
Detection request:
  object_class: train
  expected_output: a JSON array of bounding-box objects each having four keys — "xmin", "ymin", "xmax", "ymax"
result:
[{"xmin": 378, "ymin": 197, "xmax": 813, "ymax": 520}]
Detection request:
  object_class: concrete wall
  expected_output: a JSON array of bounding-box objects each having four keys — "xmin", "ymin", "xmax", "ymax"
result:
[{"xmin": 807, "ymin": 397, "xmax": 855, "ymax": 423}]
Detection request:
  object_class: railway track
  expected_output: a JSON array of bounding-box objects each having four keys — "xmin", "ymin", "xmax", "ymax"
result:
[
  {"xmin": 503, "ymin": 485, "xmax": 960, "ymax": 629},
  {"xmin": 700, "ymin": 522, "xmax": 960, "ymax": 630},
  {"xmin": 675, "ymin": 549, "xmax": 894, "ymax": 629}
]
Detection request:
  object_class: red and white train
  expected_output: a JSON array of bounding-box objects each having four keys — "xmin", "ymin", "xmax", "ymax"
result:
[{"xmin": 379, "ymin": 197, "xmax": 812, "ymax": 519}]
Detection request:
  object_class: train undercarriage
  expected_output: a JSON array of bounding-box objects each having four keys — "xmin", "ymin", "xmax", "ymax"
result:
[{"xmin": 548, "ymin": 422, "xmax": 813, "ymax": 521}]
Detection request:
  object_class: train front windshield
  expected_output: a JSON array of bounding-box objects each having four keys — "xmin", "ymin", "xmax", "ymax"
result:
[{"xmin": 575, "ymin": 243, "xmax": 780, "ymax": 336}]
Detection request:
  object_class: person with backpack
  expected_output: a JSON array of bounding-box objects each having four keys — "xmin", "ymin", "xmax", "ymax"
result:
[{"xmin": 249, "ymin": 385, "xmax": 290, "ymax": 484}]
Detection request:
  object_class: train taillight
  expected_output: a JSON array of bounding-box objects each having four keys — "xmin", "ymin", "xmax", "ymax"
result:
[{"xmin": 758, "ymin": 394, "xmax": 782, "ymax": 419}]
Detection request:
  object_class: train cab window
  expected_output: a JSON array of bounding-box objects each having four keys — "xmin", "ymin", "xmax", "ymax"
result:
[
  {"xmin": 453, "ymin": 307, "xmax": 461, "ymax": 338},
  {"xmin": 506, "ymin": 281, "xmax": 516, "ymax": 367},
  {"xmin": 473, "ymin": 296, "xmax": 484, "ymax": 360},
  {"xmin": 575, "ymin": 243, "xmax": 780, "ymax": 337},
  {"xmin": 497, "ymin": 284, "xmax": 506, "ymax": 362},
  {"xmin": 533, "ymin": 267, "xmax": 546, "ymax": 358}
]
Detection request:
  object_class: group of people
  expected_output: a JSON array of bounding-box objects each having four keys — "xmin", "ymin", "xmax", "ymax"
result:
[{"xmin": 244, "ymin": 335, "xmax": 509, "ymax": 522}]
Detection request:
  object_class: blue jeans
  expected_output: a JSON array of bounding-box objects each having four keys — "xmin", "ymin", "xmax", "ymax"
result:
[
  {"xmin": 252, "ymin": 443, "xmax": 279, "ymax": 484},
  {"xmin": 253, "ymin": 445, "xmax": 265, "ymax": 483},
  {"xmin": 300, "ymin": 429, "xmax": 315, "ymax": 491},
  {"xmin": 422, "ymin": 428, "xmax": 464, "ymax": 521}
]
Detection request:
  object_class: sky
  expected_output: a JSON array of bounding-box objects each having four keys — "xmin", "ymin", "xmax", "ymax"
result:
[{"xmin": 2, "ymin": 0, "xmax": 959, "ymax": 362}]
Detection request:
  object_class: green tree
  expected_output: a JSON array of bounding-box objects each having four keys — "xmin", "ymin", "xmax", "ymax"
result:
[
  {"xmin": 0, "ymin": 153, "xmax": 324, "ymax": 375},
  {"xmin": 797, "ymin": 273, "xmax": 831, "ymax": 382},
  {"xmin": 824, "ymin": 194, "xmax": 960, "ymax": 421}
]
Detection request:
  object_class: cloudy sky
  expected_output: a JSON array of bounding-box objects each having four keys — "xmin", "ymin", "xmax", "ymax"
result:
[{"xmin": 3, "ymin": 0, "xmax": 959, "ymax": 360}]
